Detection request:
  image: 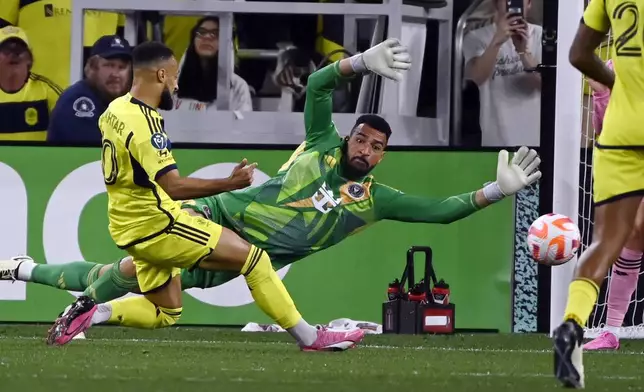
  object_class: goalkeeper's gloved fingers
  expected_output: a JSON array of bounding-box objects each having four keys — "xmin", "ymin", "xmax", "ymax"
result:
[
  {"xmin": 497, "ymin": 149, "xmax": 510, "ymax": 173},
  {"xmin": 392, "ymin": 56, "xmax": 412, "ymax": 71},
  {"xmin": 382, "ymin": 38, "xmax": 402, "ymax": 48},
  {"xmin": 515, "ymin": 147, "xmax": 538, "ymax": 170},
  {"xmin": 524, "ymin": 156, "xmax": 541, "ymax": 177},
  {"xmin": 526, "ymin": 170, "xmax": 542, "ymax": 186},
  {"xmin": 510, "ymin": 146, "xmax": 528, "ymax": 167}
]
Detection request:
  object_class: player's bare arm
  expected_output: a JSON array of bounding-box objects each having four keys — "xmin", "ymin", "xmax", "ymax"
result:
[
  {"xmin": 156, "ymin": 159, "xmax": 256, "ymax": 200},
  {"xmin": 569, "ymin": 22, "xmax": 614, "ymax": 89}
]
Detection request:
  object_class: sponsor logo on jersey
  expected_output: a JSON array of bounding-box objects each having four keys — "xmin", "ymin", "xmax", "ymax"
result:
[{"xmin": 312, "ymin": 182, "xmax": 342, "ymax": 214}]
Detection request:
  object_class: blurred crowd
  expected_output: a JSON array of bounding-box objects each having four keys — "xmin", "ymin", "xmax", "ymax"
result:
[
  {"xmin": 0, "ymin": 0, "xmax": 547, "ymax": 147},
  {"xmin": 0, "ymin": 1, "xmax": 362, "ymax": 144}
]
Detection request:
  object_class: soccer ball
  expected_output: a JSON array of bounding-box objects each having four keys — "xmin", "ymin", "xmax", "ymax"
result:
[{"xmin": 527, "ymin": 213, "xmax": 581, "ymax": 266}]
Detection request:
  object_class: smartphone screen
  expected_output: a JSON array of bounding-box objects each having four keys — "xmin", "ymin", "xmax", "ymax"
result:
[{"xmin": 506, "ymin": 0, "xmax": 524, "ymax": 17}]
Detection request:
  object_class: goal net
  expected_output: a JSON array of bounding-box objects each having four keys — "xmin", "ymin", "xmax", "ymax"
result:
[{"xmin": 564, "ymin": 3, "xmax": 644, "ymax": 339}]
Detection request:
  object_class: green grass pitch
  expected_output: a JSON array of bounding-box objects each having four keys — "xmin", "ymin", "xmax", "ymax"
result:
[{"xmin": 1, "ymin": 325, "xmax": 642, "ymax": 391}]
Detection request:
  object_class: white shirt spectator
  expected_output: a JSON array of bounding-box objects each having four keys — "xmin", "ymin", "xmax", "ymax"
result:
[
  {"xmin": 178, "ymin": 51, "xmax": 253, "ymax": 112},
  {"xmin": 463, "ymin": 23, "xmax": 542, "ymax": 147}
]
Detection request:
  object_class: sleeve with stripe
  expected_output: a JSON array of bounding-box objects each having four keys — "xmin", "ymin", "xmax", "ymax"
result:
[{"xmin": 129, "ymin": 108, "xmax": 178, "ymax": 182}]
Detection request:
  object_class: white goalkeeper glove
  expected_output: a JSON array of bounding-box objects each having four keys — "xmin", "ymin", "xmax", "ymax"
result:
[
  {"xmin": 483, "ymin": 146, "xmax": 542, "ymax": 202},
  {"xmin": 349, "ymin": 38, "xmax": 412, "ymax": 81}
]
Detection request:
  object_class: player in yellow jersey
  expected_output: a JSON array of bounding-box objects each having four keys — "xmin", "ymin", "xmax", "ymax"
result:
[
  {"xmin": 0, "ymin": 26, "xmax": 62, "ymax": 141},
  {"xmin": 0, "ymin": 0, "xmax": 124, "ymax": 88},
  {"xmin": 553, "ymin": 0, "xmax": 644, "ymax": 388},
  {"xmin": 46, "ymin": 41, "xmax": 379, "ymax": 352}
]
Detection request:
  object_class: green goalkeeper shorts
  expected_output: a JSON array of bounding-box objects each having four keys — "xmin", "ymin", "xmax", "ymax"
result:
[{"xmin": 181, "ymin": 196, "xmax": 221, "ymax": 224}]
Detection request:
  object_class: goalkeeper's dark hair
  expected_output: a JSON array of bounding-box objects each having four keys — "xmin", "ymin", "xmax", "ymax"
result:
[
  {"xmin": 132, "ymin": 41, "xmax": 175, "ymax": 69},
  {"xmin": 351, "ymin": 114, "xmax": 392, "ymax": 141}
]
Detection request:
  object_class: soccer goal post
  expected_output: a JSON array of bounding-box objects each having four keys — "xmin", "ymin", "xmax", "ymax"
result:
[
  {"xmin": 550, "ymin": 0, "xmax": 644, "ymax": 339},
  {"xmin": 549, "ymin": 0, "xmax": 584, "ymax": 336}
]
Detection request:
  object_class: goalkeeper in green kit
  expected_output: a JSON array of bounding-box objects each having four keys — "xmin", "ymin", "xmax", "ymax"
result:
[{"xmin": 1, "ymin": 39, "xmax": 542, "ymax": 334}]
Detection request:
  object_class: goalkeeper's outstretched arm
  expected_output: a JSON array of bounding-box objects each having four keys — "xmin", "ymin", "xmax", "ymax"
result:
[
  {"xmin": 374, "ymin": 147, "xmax": 542, "ymax": 224},
  {"xmin": 304, "ymin": 38, "xmax": 411, "ymax": 145}
]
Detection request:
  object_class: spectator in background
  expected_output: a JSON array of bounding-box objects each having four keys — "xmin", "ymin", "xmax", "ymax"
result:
[
  {"xmin": 176, "ymin": 17, "xmax": 252, "ymax": 112},
  {"xmin": 48, "ymin": 36, "xmax": 132, "ymax": 145},
  {"xmin": 0, "ymin": 1, "xmax": 124, "ymax": 88},
  {"xmin": 463, "ymin": 0, "xmax": 542, "ymax": 147},
  {"xmin": 0, "ymin": 26, "xmax": 62, "ymax": 141}
]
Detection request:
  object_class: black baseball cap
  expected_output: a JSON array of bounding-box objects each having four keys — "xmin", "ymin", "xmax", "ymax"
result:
[{"xmin": 90, "ymin": 35, "xmax": 132, "ymax": 60}]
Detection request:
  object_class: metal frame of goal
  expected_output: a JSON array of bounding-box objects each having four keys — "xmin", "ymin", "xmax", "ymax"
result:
[{"xmin": 550, "ymin": 0, "xmax": 644, "ymax": 338}]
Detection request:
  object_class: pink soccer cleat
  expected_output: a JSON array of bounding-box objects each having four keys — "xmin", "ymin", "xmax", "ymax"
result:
[
  {"xmin": 300, "ymin": 326, "xmax": 365, "ymax": 352},
  {"xmin": 583, "ymin": 331, "xmax": 620, "ymax": 351},
  {"xmin": 46, "ymin": 296, "xmax": 97, "ymax": 346}
]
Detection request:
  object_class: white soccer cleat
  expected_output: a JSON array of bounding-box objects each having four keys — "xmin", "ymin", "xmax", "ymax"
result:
[{"xmin": 0, "ymin": 255, "xmax": 33, "ymax": 281}]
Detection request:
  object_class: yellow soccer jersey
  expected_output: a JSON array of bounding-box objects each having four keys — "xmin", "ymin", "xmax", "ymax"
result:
[
  {"xmin": 0, "ymin": 0, "xmax": 123, "ymax": 88},
  {"xmin": 584, "ymin": 0, "xmax": 644, "ymax": 147},
  {"xmin": 0, "ymin": 73, "xmax": 62, "ymax": 141},
  {"xmin": 98, "ymin": 93, "xmax": 183, "ymax": 248}
]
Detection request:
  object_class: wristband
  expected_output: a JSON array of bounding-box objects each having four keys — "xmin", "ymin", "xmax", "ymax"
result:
[
  {"xmin": 350, "ymin": 54, "xmax": 367, "ymax": 73},
  {"xmin": 483, "ymin": 181, "xmax": 506, "ymax": 203}
]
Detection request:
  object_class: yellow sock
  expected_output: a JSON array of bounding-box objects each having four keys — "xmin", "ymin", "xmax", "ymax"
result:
[
  {"xmin": 241, "ymin": 245, "xmax": 302, "ymax": 329},
  {"xmin": 563, "ymin": 278, "xmax": 600, "ymax": 326},
  {"xmin": 106, "ymin": 296, "xmax": 182, "ymax": 329}
]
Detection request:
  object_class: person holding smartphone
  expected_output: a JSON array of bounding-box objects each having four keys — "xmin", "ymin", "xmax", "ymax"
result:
[{"xmin": 462, "ymin": 0, "xmax": 542, "ymax": 147}]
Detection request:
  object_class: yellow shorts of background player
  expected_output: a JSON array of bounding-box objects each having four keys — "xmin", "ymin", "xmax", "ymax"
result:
[
  {"xmin": 127, "ymin": 210, "xmax": 223, "ymax": 293},
  {"xmin": 593, "ymin": 147, "xmax": 644, "ymax": 206}
]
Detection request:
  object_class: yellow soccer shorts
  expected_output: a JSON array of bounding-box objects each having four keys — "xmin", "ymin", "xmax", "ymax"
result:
[
  {"xmin": 593, "ymin": 146, "xmax": 644, "ymax": 206},
  {"xmin": 128, "ymin": 210, "xmax": 224, "ymax": 293}
]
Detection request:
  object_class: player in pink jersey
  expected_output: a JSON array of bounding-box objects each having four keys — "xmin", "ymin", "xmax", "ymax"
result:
[{"xmin": 584, "ymin": 60, "xmax": 644, "ymax": 351}]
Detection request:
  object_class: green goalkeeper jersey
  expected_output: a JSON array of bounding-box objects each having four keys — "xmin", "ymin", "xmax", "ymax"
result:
[{"xmin": 181, "ymin": 61, "xmax": 481, "ymax": 290}]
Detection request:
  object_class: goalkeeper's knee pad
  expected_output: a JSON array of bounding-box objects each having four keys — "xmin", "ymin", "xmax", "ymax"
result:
[{"xmin": 155, "ymin": 306, "xmax": 182, "ymax": 328}]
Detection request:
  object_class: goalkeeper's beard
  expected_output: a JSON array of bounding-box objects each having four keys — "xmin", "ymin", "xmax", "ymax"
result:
[{"xmin": 341, "ymin": 142, "xmax": 374, "ymax": 180}]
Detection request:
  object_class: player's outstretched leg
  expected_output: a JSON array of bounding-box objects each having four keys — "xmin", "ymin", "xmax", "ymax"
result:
[
  {"xmin": 584, "ymin": 204, "xmax": 644, "ymax": 351},
  {"xmin": 554, "ymin": 196, "xmax": 642, "ymax": 389},
  {"xmin": 0, "ymin": 256, "xmax": 103, "ymax": 292},
  {"xmin": 80, "ymin": 257, "xmax": 139, "ymax": 302},
  {"xmin": 198, "ymin": 228, "xmax": 364, "ymax": 351}
]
